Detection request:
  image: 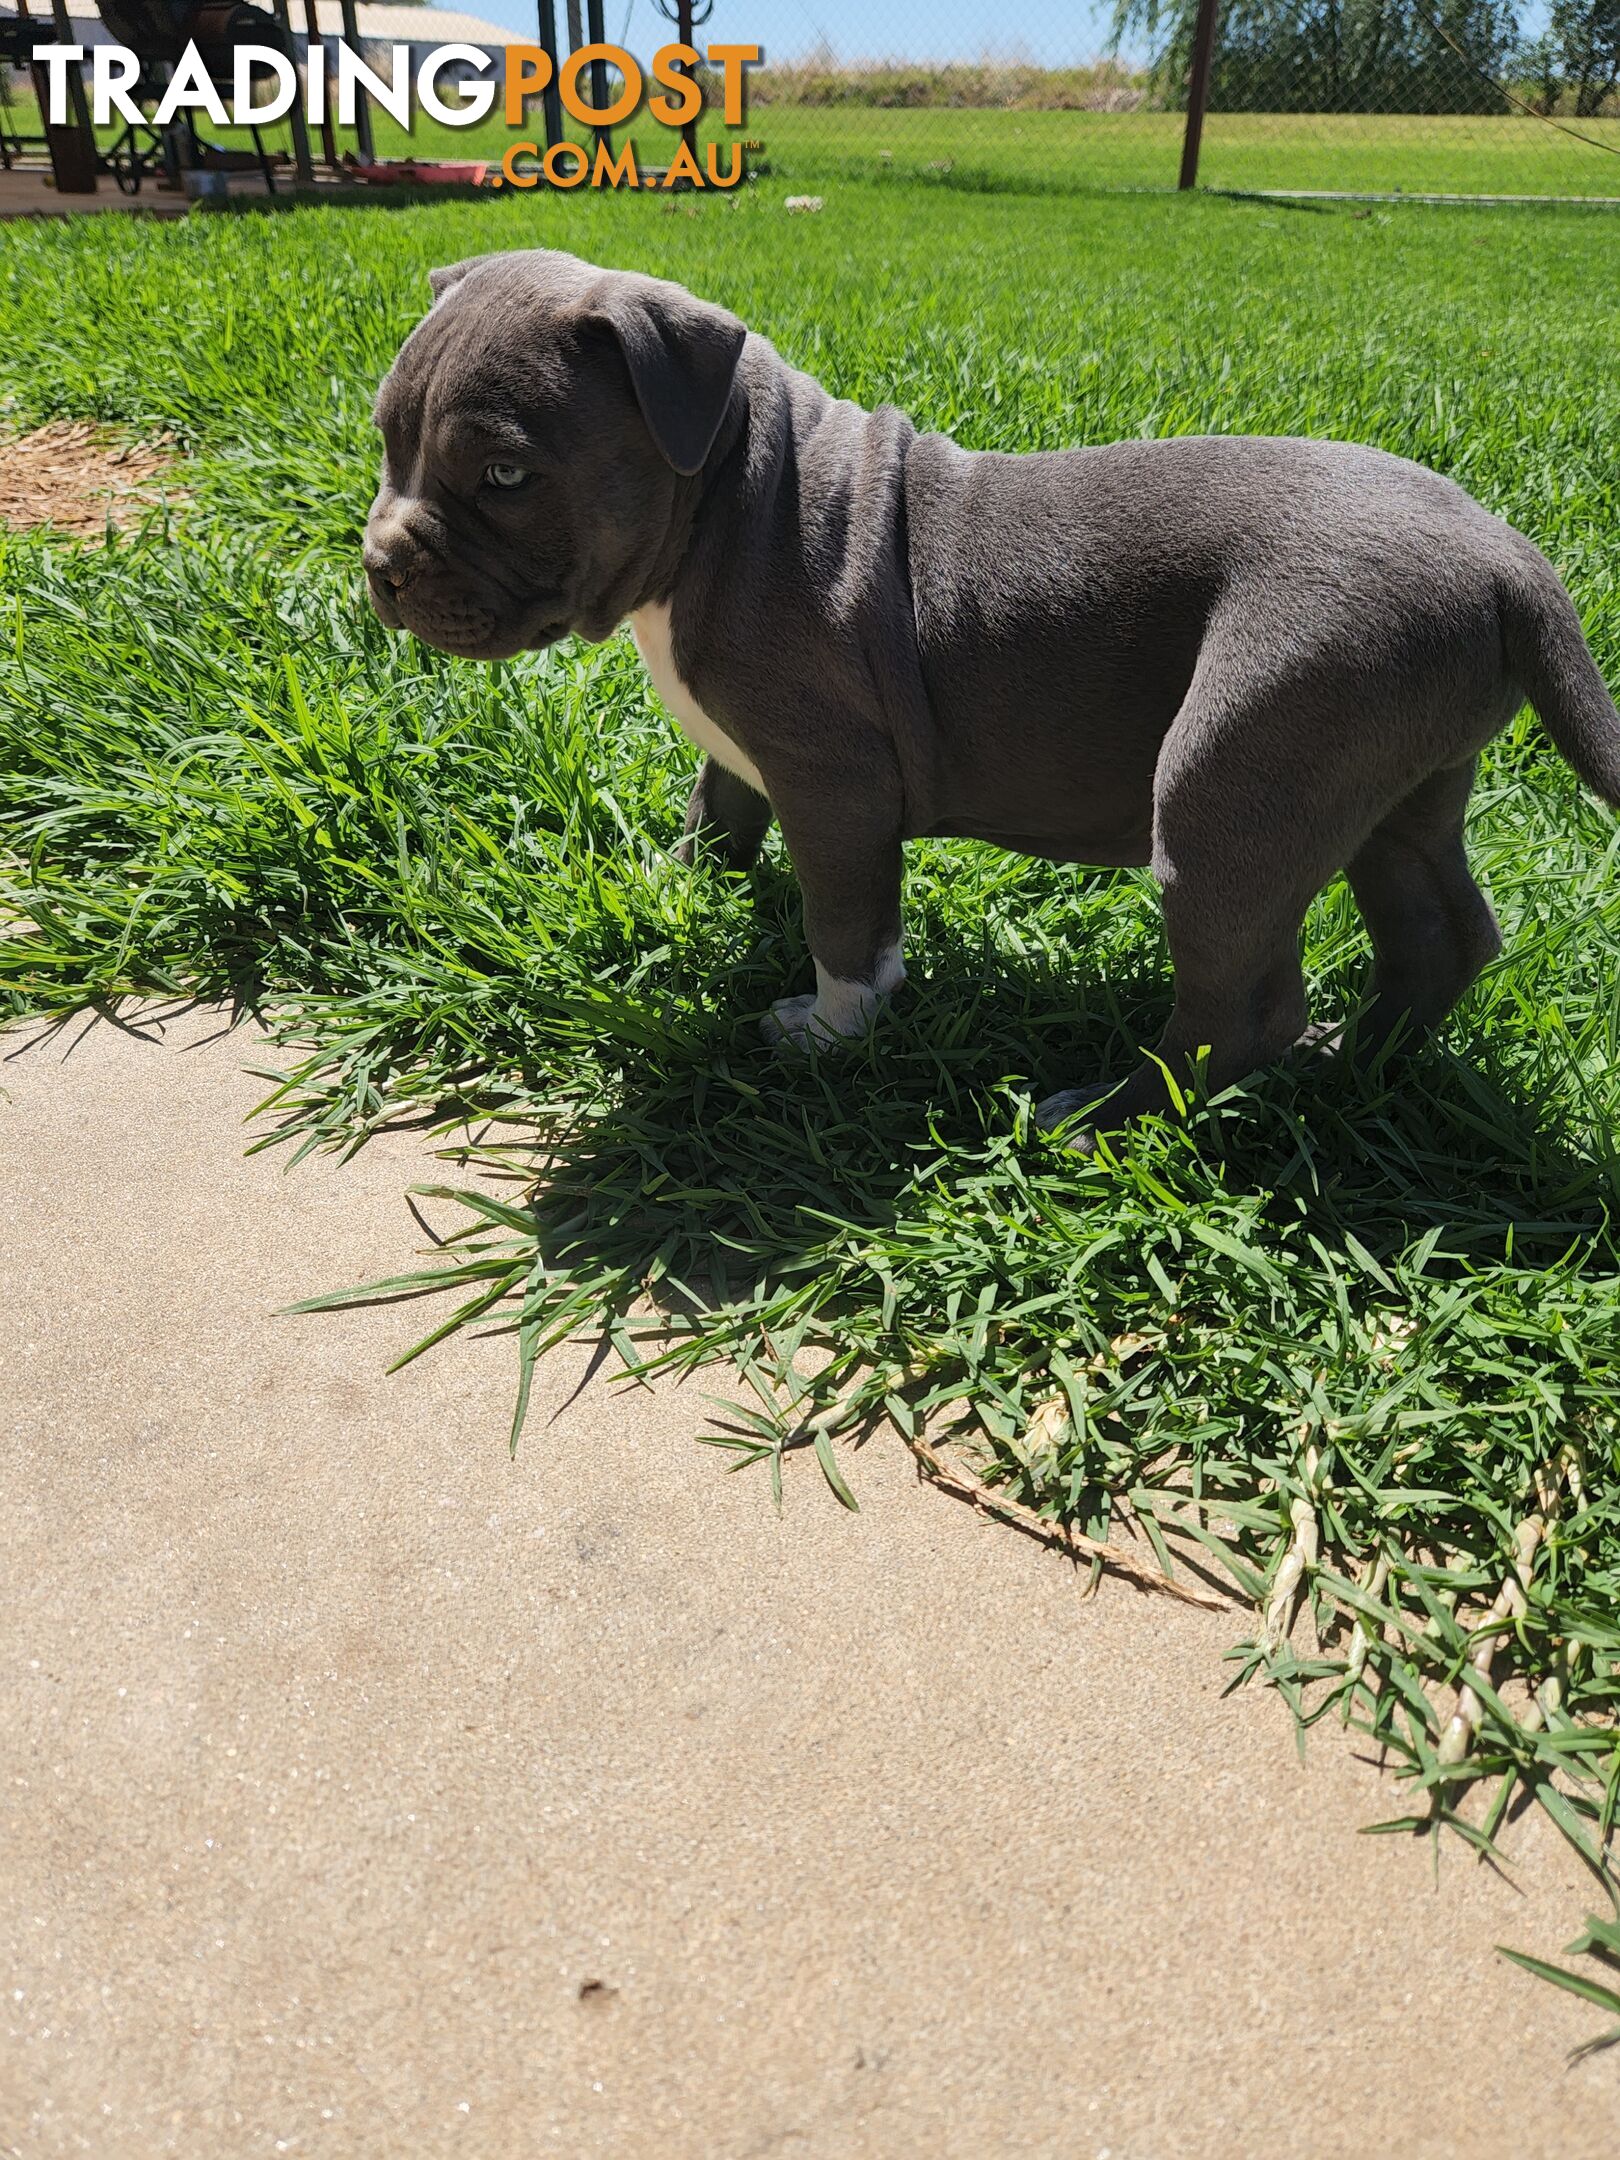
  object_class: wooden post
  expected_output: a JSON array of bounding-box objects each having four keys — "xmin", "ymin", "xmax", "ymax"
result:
[
  {"xmin": 271, "ymin": 0, "xmax": 315, "ymax": 183},
  {"xmin": 0, "ymin": 62, "xmax": 17, "ymax": 170},
  {"xmin": 1178, "ymin": 0, "xmax": 1220, "ymax": 192},
  {"xmin": 44, "ymin": 0, "xmax": 96, "ymax": 191},
  {"xmin": 337, "ymin": 0, "xmax": 374, "ymax": 164},
  {"xmin": 536, "ymin": 0, "xmax": 563, "ymax": 150}
]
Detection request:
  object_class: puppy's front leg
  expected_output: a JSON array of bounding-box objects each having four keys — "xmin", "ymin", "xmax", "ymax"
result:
[
  {"xmin": 677, "ymin": 756, "xmax": 773, "ymax": 872},
  {"xmin": 765, "ymin": 788, "xmax": 905, "ymax": 1049}
]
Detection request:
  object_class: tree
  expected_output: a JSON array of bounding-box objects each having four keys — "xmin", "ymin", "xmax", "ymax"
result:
[
  {"xmin": 1113, "ymin": 0, "xmax": 1525, "ymax": 114},
  {"xmin": 1550, "ymin": 0, "xmax": 1620, "ymax": 113}
]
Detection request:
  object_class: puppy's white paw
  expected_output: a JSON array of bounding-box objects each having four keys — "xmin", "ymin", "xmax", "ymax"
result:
[
  {"xmin": 762, "ymin": 956, "xmax": 901, "ymax": 1053},
  {"xmin": 764, "ymin": 994, "xmax": 866, "ymax": 1050},
  {"xmin": 763, "ymin": 993, "xmax": 824, "ymax": 1050}
]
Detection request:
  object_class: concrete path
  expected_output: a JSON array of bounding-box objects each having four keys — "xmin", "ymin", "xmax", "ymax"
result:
[{"xmin": 2, "ymin": 1007, "xmax": 1617, "ymax": 2158}]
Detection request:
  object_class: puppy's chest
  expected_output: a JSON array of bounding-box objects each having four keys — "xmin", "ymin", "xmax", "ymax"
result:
[{"xmin": 629, "ymin": 602, "xmax": 767, "ymax": 798}]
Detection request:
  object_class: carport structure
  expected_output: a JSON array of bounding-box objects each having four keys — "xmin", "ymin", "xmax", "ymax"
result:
[{"xmin": 0, "ymin": 0, "xmax": 525, "ymax": 201}]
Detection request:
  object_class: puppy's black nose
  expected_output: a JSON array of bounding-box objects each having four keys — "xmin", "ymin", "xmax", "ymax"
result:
[{"xmin": 362, "ymin": 539, "xmax": 414, "ymax": 593}]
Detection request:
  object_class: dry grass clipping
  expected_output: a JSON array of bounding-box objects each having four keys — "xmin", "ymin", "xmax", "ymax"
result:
[
  {"xmin": 0, "ymin": 421, "xmax": 178, "ymax": 539},
  {"xmin": 906, "ymin": 1435, "xmax": 1231, "ymax": 1610}
]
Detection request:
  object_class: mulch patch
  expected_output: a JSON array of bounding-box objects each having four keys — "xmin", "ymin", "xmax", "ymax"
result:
[{"xmin": 0, "ymin": 421, "xmax": 180, "ymax": 538}]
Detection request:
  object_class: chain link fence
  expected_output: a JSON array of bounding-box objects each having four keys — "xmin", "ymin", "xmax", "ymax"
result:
[
  {"xmin": 710, "ymin": 0, "xmax": 1620, "ymax": 201},
  {"xmin": 1155, "ymin": 0, "xmax": 1620, "ymax": 198}
]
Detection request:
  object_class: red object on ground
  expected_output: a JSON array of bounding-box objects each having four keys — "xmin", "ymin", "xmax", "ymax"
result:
[{"xmin": 343, "ymin": 160, "xmax": 489, "ymax": 186}]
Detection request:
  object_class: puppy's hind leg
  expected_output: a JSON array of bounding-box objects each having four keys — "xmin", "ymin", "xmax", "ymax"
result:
[
  {"xmin": 1037, "ymin": 882, "xmax": 1314, "ymax": 1144},
  {"xmin": 677, "ymin": 756, "xmax": 773, "ymax": 871},
  {"xmin": 1340, "ymin": 759, "xmax": 1501, "ymax": 1054},
  {"xmin": 1038, "ymin": 703, "xmax": 1337, "ymax": 1146}
]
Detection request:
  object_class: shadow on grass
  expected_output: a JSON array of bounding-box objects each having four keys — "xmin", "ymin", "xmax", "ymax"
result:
[
  {"xmin": 21, "ymin": 841, "xmax": 1620, "ymax": 1326},
  {"xmin": 205, "ymin": 180, "xmax": 495, "ymax": 218},
  {"xmin": 412, "ymin": 881, "xmax": 1620, "ymax": 1384},
  {"xmin": 1205, "ymin": 189, "xmax": 1344, "ymax": 215}
]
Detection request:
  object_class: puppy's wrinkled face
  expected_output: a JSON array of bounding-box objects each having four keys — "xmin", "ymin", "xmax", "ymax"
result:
[{"xmin": 364, "ymin": 251, "xmax": 745, "ymax": 661}]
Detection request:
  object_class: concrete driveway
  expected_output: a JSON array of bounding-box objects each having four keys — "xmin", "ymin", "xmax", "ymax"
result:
[{"xmin": 2, "ymin": 1007, "xmax": 1616, "ymax": 2157}]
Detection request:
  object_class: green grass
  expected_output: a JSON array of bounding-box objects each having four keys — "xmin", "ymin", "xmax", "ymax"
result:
[
  {"xmin": 386, "ymin": 99, "xmax": 1620, "ymax": 199},
  {"xmin": 722, "ymin": 103, "xmax": 1620, "ymax": 199},
  {"xmin": 9, "ymin": 85, "xmax": 1620, "ymax": 198},
  {"xmin": 3, "ymin": 179, "xmax": 1620, "ymax": 2034}
]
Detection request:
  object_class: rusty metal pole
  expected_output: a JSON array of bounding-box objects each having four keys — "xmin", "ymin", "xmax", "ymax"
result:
[
  {"xmin": 304, "ymin": 0, "xmax": 338, "ymax": 169},
  {"xmin": 271, "ymin": 0, "xmax": 315, "ymax": 182},
  {"xmin": 1178, "ymin": 0, "xmax": 1220, "ymax": 192},
  {"xmin": 337, "ymin": 0, "xmax": 374, "ymax": 164}
]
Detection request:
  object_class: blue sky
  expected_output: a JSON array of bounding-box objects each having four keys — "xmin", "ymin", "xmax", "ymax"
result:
[
  {"xmin": 450, "ymin": 0, "xmax": 1557, "ymax": 70},
  {"xmin": 460, "ymin": 0, "xmax": 1132, "ymax": 69}
]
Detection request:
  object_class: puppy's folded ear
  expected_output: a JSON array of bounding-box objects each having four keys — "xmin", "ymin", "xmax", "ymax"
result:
[
  {"xmin": 428, "ymin": 257, "xmax": 493, "ymax": 303},
  {"xmin": 582, "ymin": 277, "xmax": 746, "ymax": 478}
]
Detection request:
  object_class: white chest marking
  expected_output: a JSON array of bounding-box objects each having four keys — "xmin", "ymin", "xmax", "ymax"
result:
[{"xmin": 629, "ymin": 602, "xmax": 767, "ymax": 798}]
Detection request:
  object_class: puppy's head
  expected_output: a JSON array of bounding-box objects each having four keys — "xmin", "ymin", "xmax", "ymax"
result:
[{"xmin": 364, "ymin": 250, "xmax": 746, "ymax": 660}]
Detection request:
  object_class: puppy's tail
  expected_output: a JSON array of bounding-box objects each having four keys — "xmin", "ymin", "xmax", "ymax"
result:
[{"xmin": 1501, "ymin": 554, "xmax": 1620, "ymax": 808}]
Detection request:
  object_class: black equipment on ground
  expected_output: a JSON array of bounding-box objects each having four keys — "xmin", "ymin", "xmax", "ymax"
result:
[{"xmin": 39, "ymin": 0, "xmax": 291, "ymax": 194}]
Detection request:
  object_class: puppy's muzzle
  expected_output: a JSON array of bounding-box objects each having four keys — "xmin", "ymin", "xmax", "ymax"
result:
[
  {"xmin": 363, "ymin": 514, "xmax": 433, "ymax": 631},
  {"xmin": 363, "ymin": 527, "xmax": 421, "ymax": 595}
]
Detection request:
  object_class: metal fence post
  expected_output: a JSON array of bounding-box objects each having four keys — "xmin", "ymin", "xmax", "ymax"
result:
[
  {"xmin": 536, "ymin": 0, "xmax": 564, "ymax": 151},
  {"xmin": 586, "ymin": 0, "xmax": 610, "ymax": 154},
  {"xmin": 1178, "ymin": 0, "xmax": 1220, "ymax": 191},
  {"xmin": 675, "ymin": 0, "xmax": 700, "ymax": 165}
]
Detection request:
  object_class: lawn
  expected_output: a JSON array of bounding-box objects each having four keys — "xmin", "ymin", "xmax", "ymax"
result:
[
  {"xmin": 3, "ymin": 177, "xmax": 1620, "ymax": 2026},
  {"xmin": 8, "ymin": 83, "xmax": 1620, "ymax": 197}
]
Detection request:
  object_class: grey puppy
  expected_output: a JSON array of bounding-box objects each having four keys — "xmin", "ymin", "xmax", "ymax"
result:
[{"xmin": 364, "ymin": 247, "xmax": 1620, "ymax": 1138}]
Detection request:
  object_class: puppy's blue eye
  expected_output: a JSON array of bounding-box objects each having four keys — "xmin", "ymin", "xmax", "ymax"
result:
[{"xmin": 486, "ymin": 462, "xmax": 528, "ymax": 489}]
